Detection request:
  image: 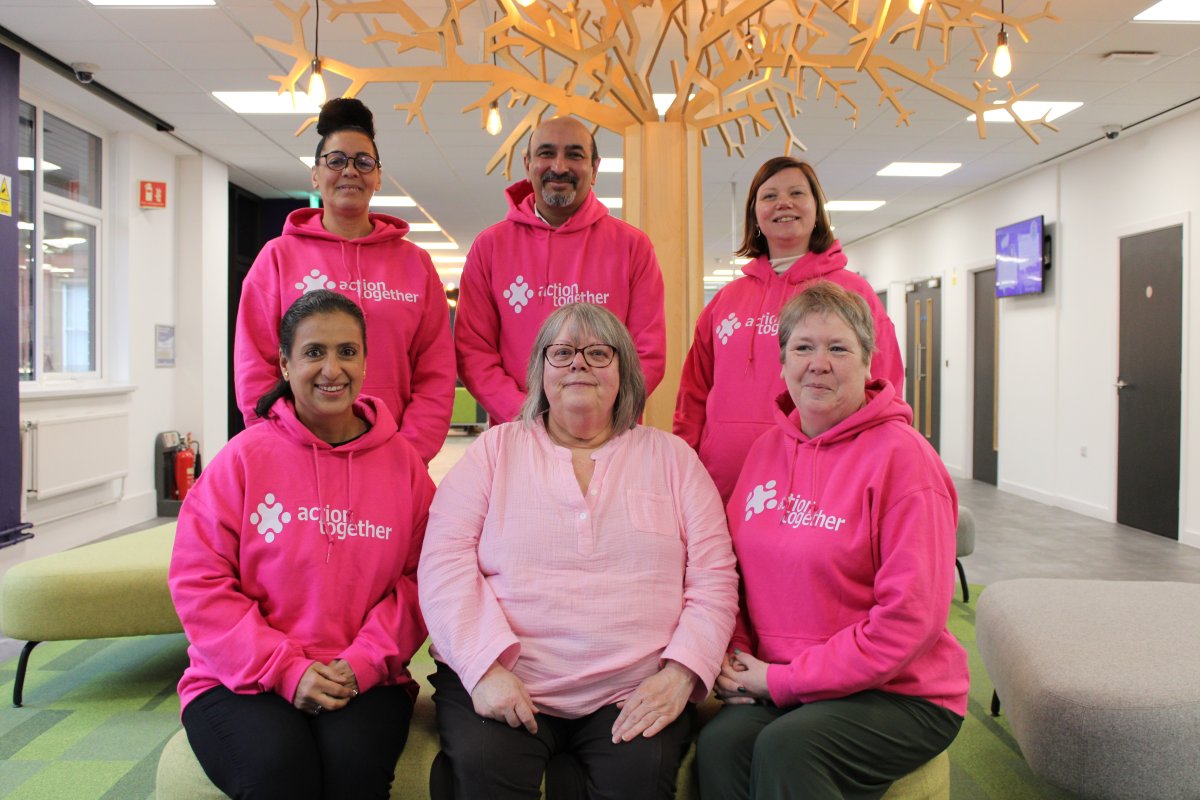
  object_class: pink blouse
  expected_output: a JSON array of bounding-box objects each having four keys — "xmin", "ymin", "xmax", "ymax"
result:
[{"xmin": 418, "ymin": 421, "xmax": 738, "ymax": 718}]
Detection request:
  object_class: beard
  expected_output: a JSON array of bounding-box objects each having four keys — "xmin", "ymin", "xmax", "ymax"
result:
[{"xmin": 539, "ymin": 170, "xmax": 578, "ymax": 208}]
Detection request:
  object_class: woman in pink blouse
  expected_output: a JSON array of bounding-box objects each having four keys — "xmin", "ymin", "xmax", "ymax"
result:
[{"xmin": 419, "ymin": 303, "xmax": 738, "ymax": 800}]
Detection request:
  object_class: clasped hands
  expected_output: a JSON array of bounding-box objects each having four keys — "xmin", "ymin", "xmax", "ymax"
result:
[
  {"xmin": 470, "ymin": 660, "xmax": 696, "ymax": 743},
  {"xmin": 293, "ymin": 658, "xmax": 359, "ymax": 715},
  {"xmin": 714, "ymin": 649, "xmax": 770, "ymax": 705}
]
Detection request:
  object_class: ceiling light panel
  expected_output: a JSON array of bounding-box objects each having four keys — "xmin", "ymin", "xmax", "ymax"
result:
[
  {"xmin": 1134, "ymin": 1, "xmax": 1200, "ymax": 22},
  {"xmin": 877, "ymin": 162, "xmax": 962, "ymax": 177},
  {"xmin": 967, "ymin": 101, "xmax": 1083, "ymax": 123},
  {"xmin": 826, "ymin": 200, "xmax": 887, "ymax": 211},
  {"xmin": 213, "ymin": 92, "xmax": 321, "ymax": 114}
]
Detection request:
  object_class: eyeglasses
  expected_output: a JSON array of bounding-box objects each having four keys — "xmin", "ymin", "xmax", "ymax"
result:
[
  {"xmin": 544, "ymin": 343, "xmax": 616, "ymax": 368},
  {"xmin": 316, "ymin": 151, "xmax": 380, "ymax": 173}
]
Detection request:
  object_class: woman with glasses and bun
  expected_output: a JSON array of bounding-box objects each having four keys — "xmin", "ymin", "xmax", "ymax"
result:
[
  {"xmin": 419, "ymin": 303, "xmax": 738, "ymax": 800},
  {"xmin": 234, "ymin": 97, "xmax": 454, "ymax": 464}
]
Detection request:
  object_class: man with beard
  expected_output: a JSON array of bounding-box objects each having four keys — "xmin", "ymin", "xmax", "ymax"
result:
[{"xmin": 455, "ymin": 116, "xmax": 667, "ymax": 424}]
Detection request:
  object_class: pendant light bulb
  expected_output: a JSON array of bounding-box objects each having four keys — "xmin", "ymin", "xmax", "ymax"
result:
[
  {"xmin": 515, "ymin": 0, "xmax": 535, "ymax": 6},
  {"xmin": 908, "ymin": 0, "xmax": 925, "ymax": 13},
  {"xmin": 992, "ymin": 29, "xmax": 1012, "ymax": 78},
  {"xmin": 307, "ymin": 58, "xmax": 327, "ymax": 106},
  {"xmin": 486, "ymin": 102, "xmax": 503, "ymax": 136}
]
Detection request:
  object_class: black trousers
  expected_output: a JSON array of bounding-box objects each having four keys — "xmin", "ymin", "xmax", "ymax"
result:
[
  {"xmin": 182, "ymin": 683, "xmax": 414, "ymax": 800},
  {"xmin": 429, "ymin": 661, "xmax": 695, "ymax": 800},
  {"xmin": 696, "ymin": 690, "xmax": 963, "ymax": 800}
]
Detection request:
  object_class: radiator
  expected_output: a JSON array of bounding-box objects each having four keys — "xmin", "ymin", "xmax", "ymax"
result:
[{"xmin": 22, "ymin": 413, "xmax": 130, "ymax": 500}]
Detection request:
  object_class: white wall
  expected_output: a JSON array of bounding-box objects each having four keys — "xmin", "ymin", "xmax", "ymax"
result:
[
  {"xmin": 6, "ymin": 84, "xmax": 229, "ymax": 576},
  {"xmin": 845, "ymin": 107, "xmax": 1200, "ymax": 549}
]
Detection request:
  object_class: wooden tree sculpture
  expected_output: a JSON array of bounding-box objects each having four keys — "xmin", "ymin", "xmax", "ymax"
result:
[{"xmin": 256, "ymin": 0, "xmax": 1059, "ymax": 427}]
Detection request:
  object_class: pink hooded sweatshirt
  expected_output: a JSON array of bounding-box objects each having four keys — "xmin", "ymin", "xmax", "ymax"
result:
[
  {"xmin": 234, "ymin": 208, "xmax": 455, "ymax": 463},
  {"xmin": 673, "ymin": 245, "xmax": 903, "ymax": 502},
  {"xmin": 169, "ymin": 394, "xmax": 434, "ymax": 712},
  {"xmin": 728, "ymin": 382, "xmax": 968, "ymax": 716},
  {"xmin": 455, "ymin": 180, "xmax": 666, "ymax": 423}
]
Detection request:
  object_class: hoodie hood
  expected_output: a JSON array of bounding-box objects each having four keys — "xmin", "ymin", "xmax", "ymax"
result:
[
  {"xmin": 264, "ymin": 393, "xmax": 400, "ymax": 454},
  {"xmin": 773, "ymin": 379, "xmax": 911, "ymax": 447},
  {"xmin": 282, "ymin": 207, "xmax": 411, "ymax": 244},
  {"xmin": 741, "ymin": 241, "xmax": 849, "ymax": 285},
  {"xmin": 504, "ymin": 179, "xmax": 610, "ymax": 233}
]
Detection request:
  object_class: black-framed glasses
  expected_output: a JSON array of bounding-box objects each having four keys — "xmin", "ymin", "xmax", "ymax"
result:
[
  {"xmin": 317, "ymin": 151, "xmax": 380, "ymax": 173},
  {"xmin": 544, "ymin": 343, "xmax": 616, "ymax": 368}
]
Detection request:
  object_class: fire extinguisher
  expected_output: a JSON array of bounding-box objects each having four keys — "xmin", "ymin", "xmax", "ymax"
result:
[{"xmin": 175, "ymin": 433, "xmax": 198, "ymax": 501}]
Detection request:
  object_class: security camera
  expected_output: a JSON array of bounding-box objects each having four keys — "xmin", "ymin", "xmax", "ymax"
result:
[
  {"xmin": 1102, "ymin": 125, "xmax": 1122, "ymax": 141},
  {"xmin": 70, "ymin": 62, "xmax": 99, "ymax": 84}
]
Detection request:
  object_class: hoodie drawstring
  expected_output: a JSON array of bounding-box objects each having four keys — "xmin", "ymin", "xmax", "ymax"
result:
[{"xmin": 311, "ymin": 444, "xmax": 333, "ymax": 563}]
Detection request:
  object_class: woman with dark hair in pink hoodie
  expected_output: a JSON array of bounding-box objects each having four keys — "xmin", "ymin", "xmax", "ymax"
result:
[
  {"xmin": 172, "ymin": 291, "xmax": 433, "ymax": 799},
  {"xmin": 234, "ymin": 97, "xmax": 454, "ymax": 464},
  {"xmin": 673, "ymin": 157, "xmax": 903, "ymax": 504}
]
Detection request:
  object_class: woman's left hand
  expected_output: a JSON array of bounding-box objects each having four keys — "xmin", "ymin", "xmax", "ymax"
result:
[{"xmin": 611, "ymin": 661, "xmax": 696, "ymax": 743}]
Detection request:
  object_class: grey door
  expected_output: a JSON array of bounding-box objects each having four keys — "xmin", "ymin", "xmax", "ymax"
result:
[
  {"xmin": 1117, "ymin": 225, "xmax": 1182, "ymax": 539},
  {"xmin": 972, "ymin": 269, "xmax": 998, "ymax": 485},
  {"xmin": 905, "ymin": 282, "xmax": 941, "ymax": 452}
]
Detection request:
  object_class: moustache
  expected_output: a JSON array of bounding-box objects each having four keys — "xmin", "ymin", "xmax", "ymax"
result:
[{"xmin": 542, "ymin": 170, "xmax": 577, "ymax": 185}]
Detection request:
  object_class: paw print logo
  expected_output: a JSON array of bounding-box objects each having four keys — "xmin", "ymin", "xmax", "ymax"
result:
[
  {"xmin": 294, "ymin": 269, "xmax": 336, "ymax": 294},
  {"xmin": 744, "ymin": 481, "xmax": 779, "ymax": 521},
  {"xmin": 249, "ymin": 493, "xmax": 292, "ymax": 543},
  {"xmin": 716, "ymin": 313, "xmax": 742, "ymax": 345},
  {"xmin": 502, "ymin": 276, "xmax": 533, "ymax": 313}
]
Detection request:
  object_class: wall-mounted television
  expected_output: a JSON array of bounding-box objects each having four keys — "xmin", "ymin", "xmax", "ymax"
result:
[{"xmin": 995, "ymin": 215, "xmax": 1049, "ymax": 298}]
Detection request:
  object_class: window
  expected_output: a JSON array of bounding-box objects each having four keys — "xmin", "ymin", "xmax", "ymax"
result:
[{"xmin": 18, "ymin": 101, "xmax": 104, "ymax": 382}]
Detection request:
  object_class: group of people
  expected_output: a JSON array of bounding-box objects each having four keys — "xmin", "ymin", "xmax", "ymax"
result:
[{"xmin": 168, "ymin": 97, "xmax": 968, "ymax": 800}]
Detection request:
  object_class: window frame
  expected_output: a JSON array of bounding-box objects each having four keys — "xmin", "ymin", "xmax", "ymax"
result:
[{"xmin": 17, "ymin": 94, "xmax": 107, "ymax": 390}]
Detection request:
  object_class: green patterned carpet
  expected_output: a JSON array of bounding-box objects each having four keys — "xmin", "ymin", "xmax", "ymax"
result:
[{"xmin": 0, "ymin": 589, "xmax": 1078, "ymax": 799}]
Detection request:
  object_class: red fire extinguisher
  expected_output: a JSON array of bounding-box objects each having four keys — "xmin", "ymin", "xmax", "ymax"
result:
[{"xmin": 175, "ymin": 433, "xmax": 198, "ymax": 501}]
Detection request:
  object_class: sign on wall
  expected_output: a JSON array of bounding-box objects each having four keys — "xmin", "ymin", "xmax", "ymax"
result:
[{"xmin": 139, "ymin": 180, "xmax": 167, "ymax": 209}]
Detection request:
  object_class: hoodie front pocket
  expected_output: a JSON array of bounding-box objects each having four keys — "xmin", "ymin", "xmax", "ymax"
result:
[{"xmin": 626, "ymin": 490, "xmax": 677, "ymax": 536}]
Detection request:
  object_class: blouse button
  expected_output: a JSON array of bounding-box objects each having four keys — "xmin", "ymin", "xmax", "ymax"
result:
[{"xmin": 579, "ymin": 512, "xmax": 588, "ymax": 520}]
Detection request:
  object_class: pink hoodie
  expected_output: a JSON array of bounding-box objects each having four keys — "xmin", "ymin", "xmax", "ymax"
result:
[
  {"xmin": 455, "ymin": 180, "xmax": 666, "ymax": 423},
  {"xmin": 234, "ymin": 208, "xmax": 455, "ymax": 463},
  {"xmin": 169, "ymin": 394, "xmax": 434, "ymax": 712},
  {"xmin": 728, "ymin": 382, "xmax": 968, "ymax": 716},
  {"xmin": 673, "ymin": 246, "xmax": 903, "ymax": 502}
]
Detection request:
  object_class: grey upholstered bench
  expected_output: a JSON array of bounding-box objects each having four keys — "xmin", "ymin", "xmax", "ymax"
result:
[{"xmin": 976, "ymin": 578, "xmax": 1200, "ymax": 800}]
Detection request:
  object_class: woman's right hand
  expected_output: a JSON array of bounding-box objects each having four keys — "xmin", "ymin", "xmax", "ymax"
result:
[
  {"xmin": 293, "ymin": 661, "xmax": 355, "ymax": 715},
  {"xmin": 471, "ymin": 662, "xmax": 540, "ymax": 734},
  {"xmin": 714, "ymin": 651, "xmax": 759, "ymax": 705}
]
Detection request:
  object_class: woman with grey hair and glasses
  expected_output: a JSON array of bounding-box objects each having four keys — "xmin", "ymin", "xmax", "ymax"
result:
[{"xmin": 419, "ymin": 303, "xmax": 738, "ymax": 799}]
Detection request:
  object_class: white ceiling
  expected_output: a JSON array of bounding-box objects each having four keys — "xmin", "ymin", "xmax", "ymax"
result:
[{"xmin": 2, "ymin": 0, "xmax": 1198, "ymax": 280}]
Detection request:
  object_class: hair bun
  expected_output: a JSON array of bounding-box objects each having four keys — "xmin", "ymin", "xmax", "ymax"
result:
[{"xmin": 317, "ymin": 97, "xmax": 375, "ymax": 139}]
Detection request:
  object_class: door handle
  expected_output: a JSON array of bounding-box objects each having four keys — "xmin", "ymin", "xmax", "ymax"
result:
[{"xmin": 1115, "ymin": 378, "xmax": 1130, "ymax": 390}]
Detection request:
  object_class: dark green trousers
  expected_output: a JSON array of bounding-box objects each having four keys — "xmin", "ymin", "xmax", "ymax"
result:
[{"xmin": 695, "ymin": 690, "xmax": 962, "ymax": 800}]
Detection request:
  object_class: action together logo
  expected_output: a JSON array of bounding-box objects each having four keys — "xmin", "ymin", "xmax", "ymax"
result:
[
  {"xmin": 743, "ymin": 481, "xmax": 848, "ymax": 532},
  {"xmin": 295, "ymin": 270, "xmax": 421, "ymax": 303},
  {"xmin": 716, "ymin": 312, "xmax": 780, "ymax": 346},
  {"xmin": 249, "ymin": 494, "xmax": 393, "ymax": 543},
  {"xmin": 502, "ymin": 275, "xmax": 611, "ymax": 314}
]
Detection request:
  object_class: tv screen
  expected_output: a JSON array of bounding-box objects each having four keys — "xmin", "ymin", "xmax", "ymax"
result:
[{"xmin": 995, "ymin": 215, "xmax": 1045, "ymax": 297}]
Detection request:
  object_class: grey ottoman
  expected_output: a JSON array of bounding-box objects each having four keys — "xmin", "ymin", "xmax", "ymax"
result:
[{"xmin": 976, "ymin": 579, "xmax": 1200, "ymax": 800}]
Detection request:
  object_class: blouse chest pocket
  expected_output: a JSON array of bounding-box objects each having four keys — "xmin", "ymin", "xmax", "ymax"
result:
[{"xmin": 626, "ymin": 490, "xmax": 678, "ymax": 537}]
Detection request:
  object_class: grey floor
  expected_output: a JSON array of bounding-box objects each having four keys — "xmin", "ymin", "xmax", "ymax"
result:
[
  {"xmin": 954, "ymin": 478, "xmax": 1200, "ymax": 585},
  {"xmin": 3, "ymin": 444, "xmax": 1198, "ymax": 664}
]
